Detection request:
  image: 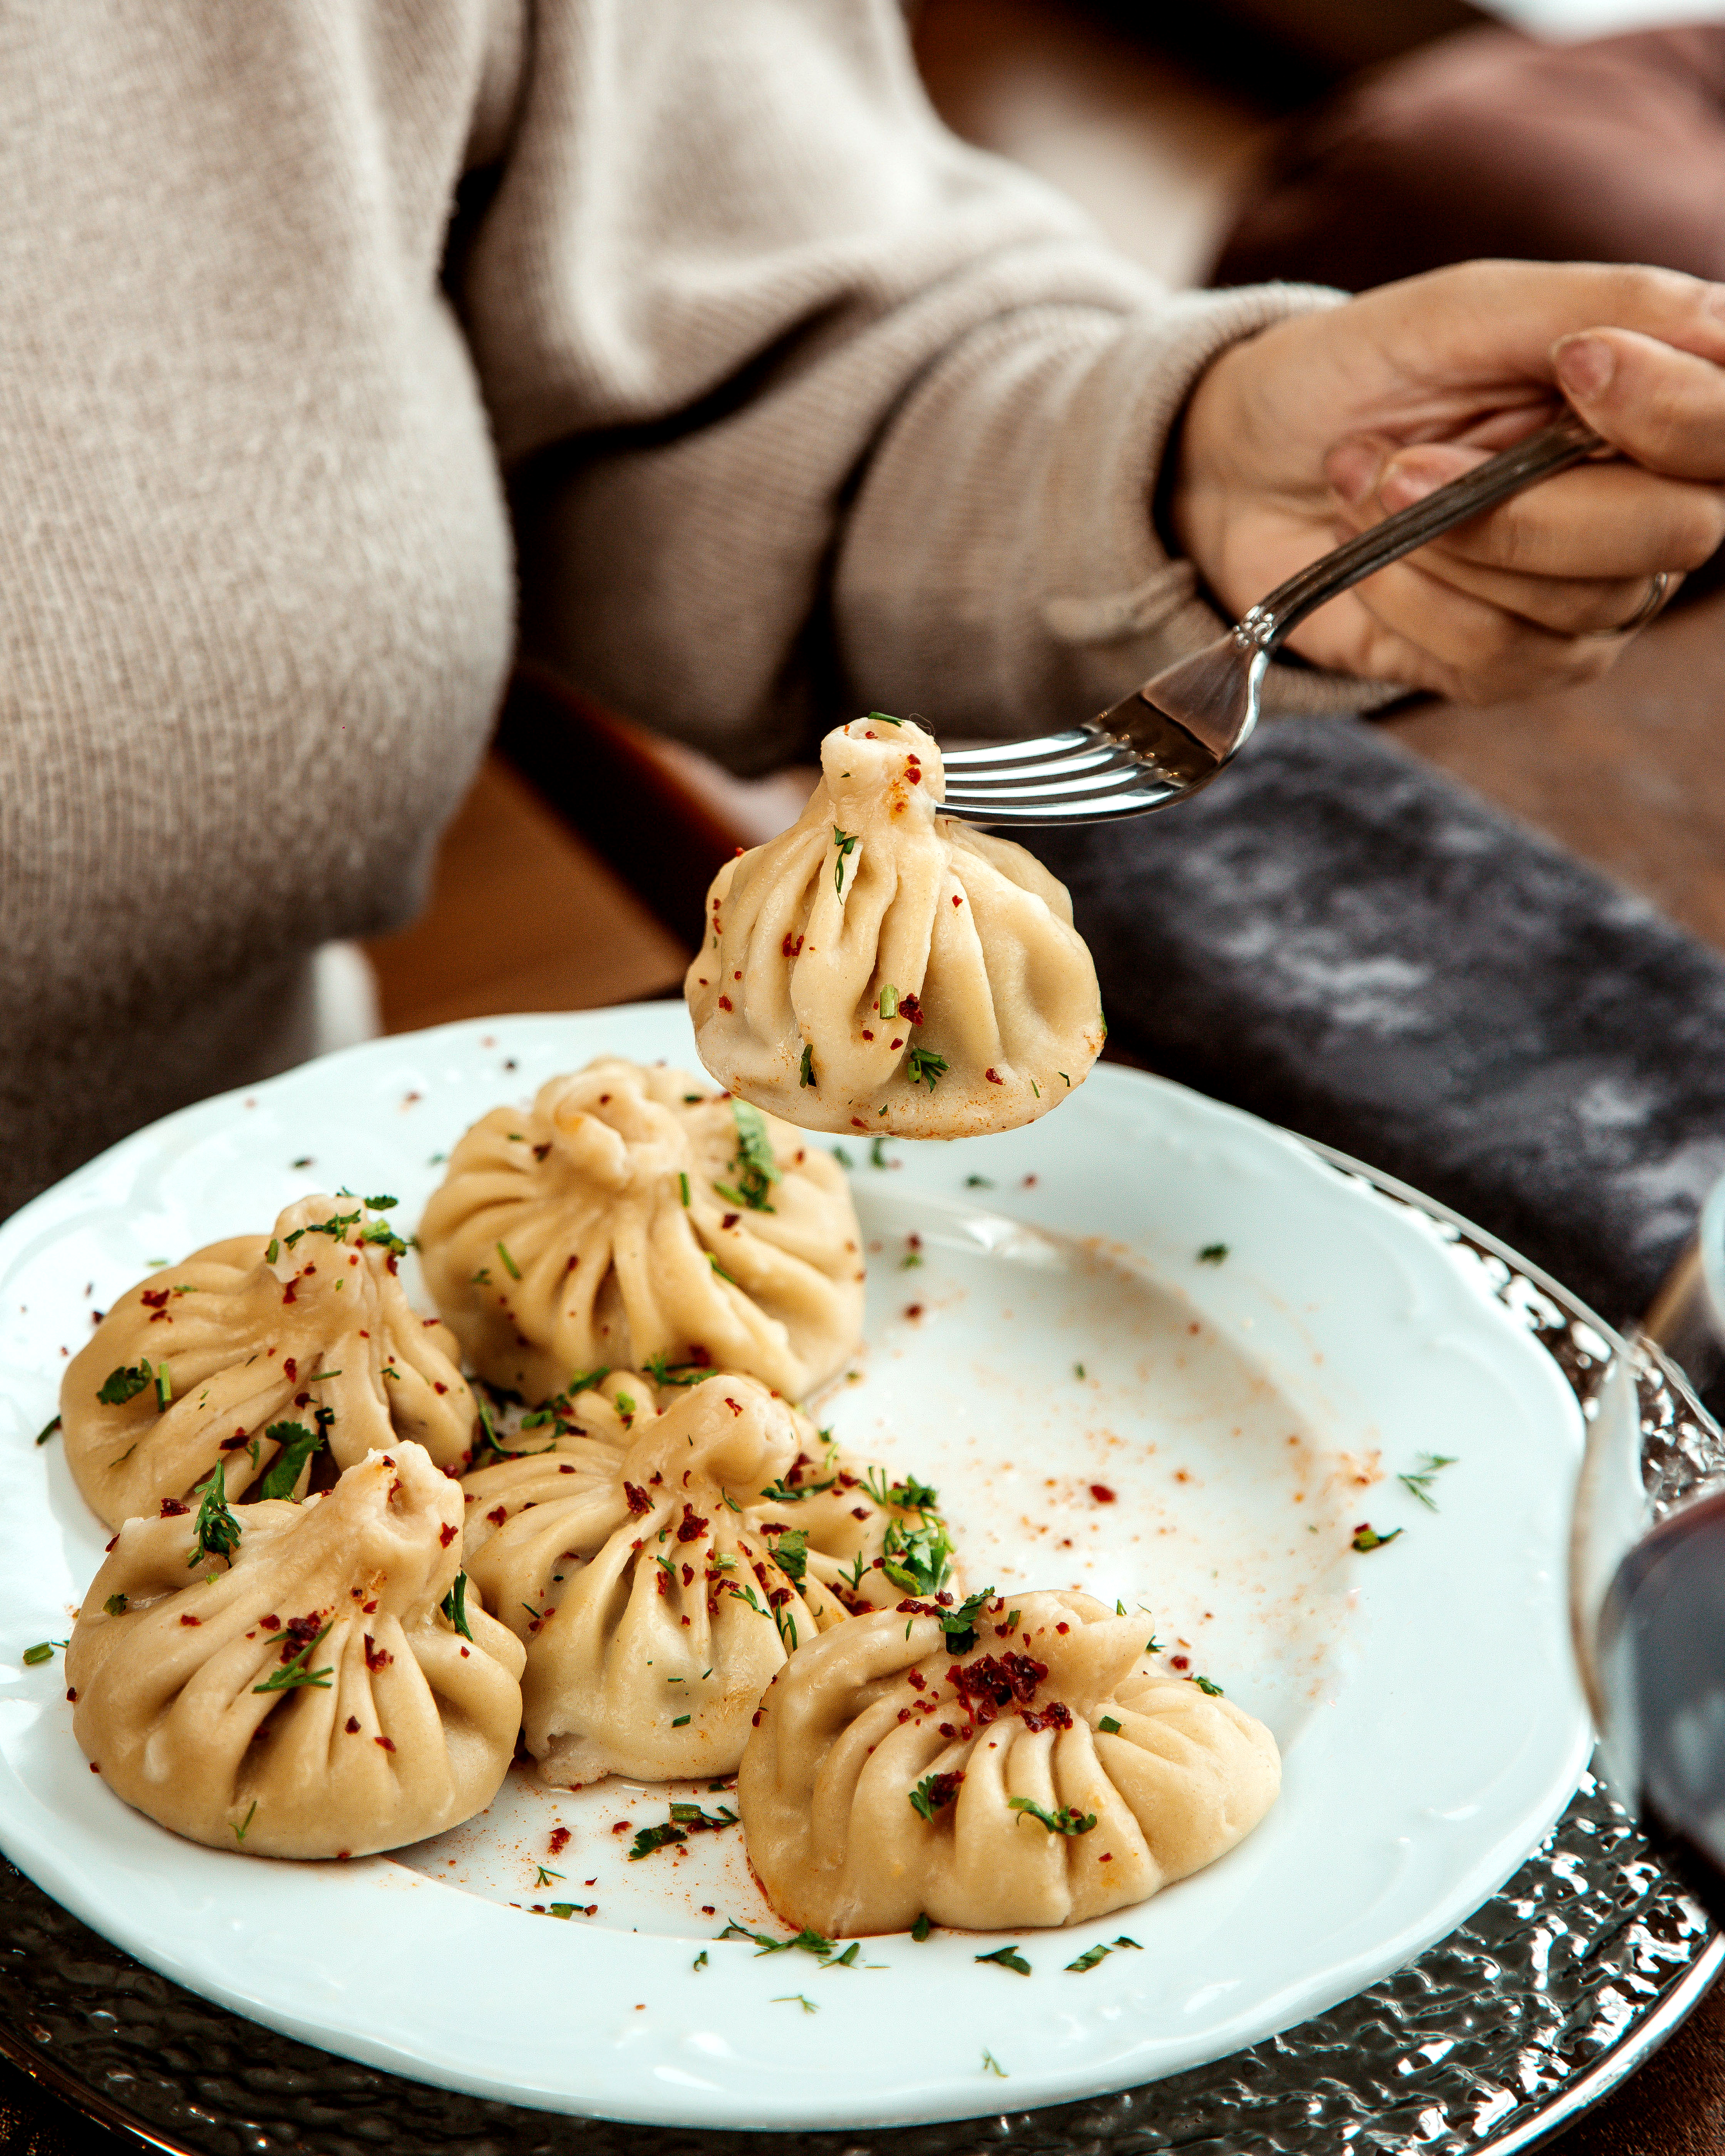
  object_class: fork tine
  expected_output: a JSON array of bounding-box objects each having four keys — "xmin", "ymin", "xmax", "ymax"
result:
[
  {"xmin": 940, "ymin": 728, "xmax": 1098, "ymax": 768},
  {"xmin": 937, "ymin": 743, "xmax": 1139, "ymax": 790}
]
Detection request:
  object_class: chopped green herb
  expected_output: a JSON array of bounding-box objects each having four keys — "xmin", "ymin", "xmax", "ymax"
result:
[
  {"xmin": 628, "ymin": 1821, "xmax": 687, "ymax": 1861},
  {"xmin": 693, "ymin": 1950, "xmax": 709, "ymax": 1971},
  {"xmin": 758, "ymin": 1470, "xmax": 837, "ymax": 1505},
  {"xmin": 97, "ymin": 1361, "xmax": 154, "ymax": 1407},
  {"xmin": 258, "ymin": 1420, "xmax": 322, "ymax": 1500},
  {"xmin": 153, "ymin": 1361, "xmax": 173, "ymax": 1412},
  {"xmin": 671, "ymin": 1713, "xmax": 691, "ymax": 1727},
  {"xmin": 357, "ymin": 1218, "xmax": 410, "ymax": 1259},
  {"xmin": 870, "ymin": 1135, "xmax": 893, "ymax": 1170},
  {"xmin": 21, "ymin": 1642, "xmax": 59, "ymax": 1666},
  {"xmin": 1191, "ymin": 1675, "xmax": 1224, "ymax": 1696},
  {"xmin": 911, "ymin": 1914, "xmax": 933, "ymax": 1942},
  {"xmin": 975, "ymin": 1945, "xmax": 1032, "ymax": 1975},
  {"xmin": 232, "ymin": 1799, "xmax": 258, "ymax": 1844},
  {"xmin": 827, "ymin": 1941, "xmax": 862, "ymax": 1969},
  {"xmin": 1074, "ymin": 1363, "xmax": 1085, "ymax": 1380},
  {"xmin": 941, "ymin": 1585, "xmax": 995, "ymax": 1654},
  {"xmin": 188, "ymin": 1466, "xmax": 241, "ymax": 1568},
  {"xmin": 496, "ymin": 1241, "xmax": 522, "ymax": 1281},
  {"xmin": 534, "ymin": 1866, "xmax": 564, "ymax": 1888},
  {"xmin": 965, "ymin": 1173, "xmax": 993, "ymax": 1188},
  {"xmin": 441, "ymin": 1573, "xmax": 474, "ymax": 1639},
  {"xmin": 1067, "ymin": 1942, "xmax": 1113, "ymax": 1973},
  {"xmin": 909, "ymin": 1770, "xmax": 963, "ymax": 1821},
  {"xmin": 901, "ymin": 1249, "xmax": 923, "ymax": 1271},
  {"xmin": 678, "ymin": 1172, "xmax": 690, "ymax": 1207},
  {"xmin": 643, "ymin": 1352, "xmax": 707, "ymax": 1389},
  {"xmin": 283, "ymin": 1209, "xmax": 361, "ymax": 1249},
  {"xmin": 1352, "ymin": 1523, "xmax": 1402, "ymax": 1553},
  {"xmin": 865, "ymin": 711, "xmax": 904, "ymax": 727},
  {"xmin": 981, "ymin": 2050, "xmax": 1007, "ymax": 2077},
  {"xmin": 1398, "ymin": 1452, "xmax": 1459, "ymax": 1511},
  {"xmin": 717, "ymin": 1920, "xmax": 837, "ymax": 1960},
  {"xmin": 668, "ymin": 1803, "xmax": 738, "ymax": 1830},
  {"xmin": 707, "ymin": 1253, "xmax": 737, "ymax": 1286},
  {"xmin": 364, "ymin": 1195, "xmax": 398, "ymax": 1211},
  {"xmin": 832, "ymin": 825, "xmax": 859, "ymax": 896},
  {"xmin": 34, "ymin": 1415, "xmax": 60, "ymax": 1447},
  {"xmin": 882, "ymin": 1513, "xmax": 954, "ymax": 1599},
  {"xmin": 775, "ymin": 1994, "xmax": 819, "ymax": 2013},
  {"xmin": 264, "ymin": 1237, "xmax": 281, "ymax": 1266},
  {"xmin": 1098, "ymin": 1714, "xmax": 1122, "ymax": 1735},
  {"xmin": 471, "ymin": 1267, "xmax": 492, "ymax": 1286},
  {"xmin": 800, "ymin": 1044, "xmax": 816, "ymax": 1089},
  {"xmin": 1197, "ymin": 1243, "xmax": 1229, "ymax": 1265},
  {"xmin": 768, "ymin": 1530, "xmax": 809, "ymax": 1587},
  {"xmin": 252, "ymin": 1622, "xmax": 333, "ymax": 1694},
  {"xmin": 878, "ymin": 983, "xmax": 900, "ymax": 1019},
  {"xmin": 103, "ymin": 1594, "xmax": 128, "ymax": 1618},
  {"xmin": 905, "ymin": 1045, "xmax": 947, "ymax": 1090},
  {"xmin": 1008, "ymin": 1796, "xmax": 1096, "ymax": 1836},
  {"xmin": 832, "ymin": 1145, "xmax": 854, "ymax": 1168},
  {"xmin": 723, "ymin": 1101, "xmax": 781, "ymax": 1212}
]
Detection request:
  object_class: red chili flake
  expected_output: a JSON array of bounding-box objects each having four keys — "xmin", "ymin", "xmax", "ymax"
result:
[
  {"xmin": 851, "ymin": 1506, "xmax": 871, "ymax": 1522},
  {"xmin": 362, "ymin": 1600, "xmax": 377, "ymax": 1614},
  {"xmin": 612, "ymin": 1821, "xmax": 631, "ymax": 1833},
  {"xmin": 219, "ymin": 1431, "xmax": 250, "ymax": 1451},
  {"xmin": 898, "ymin": 1707, "xmax": 911, "ymax": 1722},
  {"xmin": 345, "ymin": 1716, "xmax": 361, "ymax": 1734},
  {"xmin": 889, "ymin": 1037, "xmax": 904, "ymax": 1049},
  {"xmin": 899, "ymin": 993, "xmax": 922, "ymax": 1024},
  {"xmin": 1090, "ymin": 1485, "xmax": 1116, "ymax": 1504},
  {"xmin": 947, "ymin": 1652, "xmax": 1047, "ymax": 1724},
  {"xmin": 1022, "ymin": 1174, "xmax": 1038, "ymax": 1188},
  {"xmin": 938, "ymin": 1723, "xmax": 956, "ymax": 1739},
  {"xmin": 1171, "ymin": 1654, "xmax": 1190, "ymax": 1671},
  {"xmin": 363, "ymin": 1636, "xmax": 393, "ymax": 1672},
  {"xmin": 141, "ymin": 1287, "xmax": 169, "ymax": 1311},
  {"xmin": 433, "ymin": 1381, "xmax": 448, "ymax": 1396},
  {"xmin": 907, "ymin": 1670, "xmax": 926, "ymax": 1691},
  {"xmin": 282, "ymin": 1614, "xmax": 324, "ymax": 1655},
  {"xmin": 439, "ymin": 1523, "xmax": 457, "ymax": 1547},
  {"xmin": 1099, "ymin": 1853, "xmax": 1112, "ymax": 1863},
  {"xmin": 782, "ymin": 933, "xmax": 804, "ymax": 959},
  {"xmin": 681, "ymin": 1563, "xmax": 695, "ymax": 1587},
  {"xmin": 65, "ymin": 1688, "xmax": 77, "ymax": 1703},
  {"xmin": 1055, "ymin": 1622, "xmax": 1070, "ymax": 1635},
  {"xmin": 179, "ymin": 1614, "xmax": 201, "ymax": 1627},
  {"xmin": 721, "ymin": 1212, "xmax": 739, "ymax": 1230},
  {"xmin": 487, "ymin": 1505, "xmax": 508, "ymax": 1528},
  {"xmin": 624, "ymin": 1482, "xmax": 651, "ymax": 1517},
  {"xmin": 283, "ymin": 1357, "xmax": 298, "ymax": 1382},
  {"xmin": 549, "ymin": 1828, "xmax": 572, "ymax": 1856},
  {"xmin": 375, "ymin": 1736, "xmax": 397, "ymax": 1753},
  {"xmin": 723, "ymin": 1398, "xmax": 742, "ymax": 1418},
  {"xmin": 159, "ymin": 1498, "xmax": 190, "ymax": 1517},
  {"xmin": 701, "ymin": 1904, "xmax": 716, "ymax": 1916},
  {"xmin": 90, "ymin": 1762, "xmax": 100, "ymax": 1774},
  {"xmin": 717, "ymin": 996, "xmax": 733, "ymax": 1013},
  {"xmin": 752, "ymin": 1710, "xmax": 762, "ymax": 1725},
  {"xmin": 281, "ymin": 1282, "xmax": 297, "ymax": 1304},
  {"xmin": 259, "ymin": 1614, "xmax": 281, "ymax": 1632},
  {"xmin": 851, "ymin": 1118, "xmax": 868, "ymax": 1130},
  {"xmin": 104, "ymin": 1536, "xmax": 118, "ymax": 1552},
  {"xmin": 983, "ymin": 1068, "xmax": 1002, "ymax": 1086},
  {"xmin": 861, "ymin": 1030, "xmax": 874, "ymax": 1042},
  {"xmin": 1020, "ymin": 1701, "xmax": 1074, "ymax": 1733},
  {"xmin": 903, "ymin": 1304, "xmax": 923, "ymax": 1321},
  {"xmin": 907, "ymin": 768, "xmax": 923, "ymax": 786},
  {"xmin": 677, "ymin": 1509, "xmax": 709, "ymax": 1543},
  {"xmin": 952, "ymin": 894, "xmax": 962, "ymax": 907}
]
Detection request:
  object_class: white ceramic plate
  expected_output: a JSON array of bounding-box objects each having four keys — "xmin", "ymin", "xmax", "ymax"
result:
[{"xmin": 0, "ymin": 1006, "xmax": 1589, "ymax": 2130}]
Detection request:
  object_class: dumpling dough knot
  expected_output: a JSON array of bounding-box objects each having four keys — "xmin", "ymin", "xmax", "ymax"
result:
[{"xmin": 819, "ymin": 718, "xmax": 945, "ymax": 830}]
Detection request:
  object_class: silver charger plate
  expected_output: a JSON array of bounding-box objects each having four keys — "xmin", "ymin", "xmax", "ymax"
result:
[{"xmin": 0, "ymin": 1138, "xmax": 1716, "ymax": 2156}]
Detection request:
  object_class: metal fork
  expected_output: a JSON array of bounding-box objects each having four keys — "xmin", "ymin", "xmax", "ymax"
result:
[{"xmin": 939, "ymin": 412, "xmax": 1604, "ymax": 825}]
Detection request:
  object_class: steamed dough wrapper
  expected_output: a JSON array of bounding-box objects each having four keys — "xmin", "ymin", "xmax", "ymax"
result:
[
  {"xmin": 62, "ymin": 1196, "xmax": 479, "ymax": 1528},
  {"xmin": 686, "ymin": 717, "xmax": 1105, "ymax": 1138},
  {"xmin": 418, "ymin": 1061, "xmax": 863, "ymax": 1403},
  {"xmin": 66, "ymin": 1443, "xmax": 525, "ymax": 1859},
  {"xmin": 460, "ymin": 1372, "xmax": 957, "ymax": 1786},
  {"xmin": 739, "ymin": 1590, "xmax": 1280, "ymax": 1936}
]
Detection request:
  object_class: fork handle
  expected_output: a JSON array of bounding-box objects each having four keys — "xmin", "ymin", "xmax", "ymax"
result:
[{"xmin": 1236, "ymin": 410, "xmax": 1604, "ymax": 653}]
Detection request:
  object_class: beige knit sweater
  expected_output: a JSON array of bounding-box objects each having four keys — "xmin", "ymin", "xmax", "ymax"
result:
[{"xmin": 0, "ymin": 0, "xmax": 1355, "ymax": 1219}]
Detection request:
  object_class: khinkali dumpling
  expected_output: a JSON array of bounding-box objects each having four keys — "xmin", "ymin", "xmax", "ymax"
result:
[
  {"xmin": 461, "ymin": 1371, "xmax": 955, "ymax": 1786},
  {"xmin": 66, "ymin": 1443, "xmax": 526, "ymax": 1859},
  {"xmin": 63, "ymin": 1196, "xmax": 479, "ymax": 1528},
  {"xmin": 686, "ymin": 717, "xmax": 1105, "ymax": 1138},
  {"xmin": 739, "ymin": 1590, "xmax": 1280, "ymax": 1935},
  {"xmin": 418, "ymin": 1061, "xmax": 864, "ymax": 1403}
]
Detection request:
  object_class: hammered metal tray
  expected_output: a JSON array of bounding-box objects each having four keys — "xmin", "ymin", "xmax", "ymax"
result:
[{"xmin": 0, "ymin": 1148, "xmax": 1717, "ymax": 2156}]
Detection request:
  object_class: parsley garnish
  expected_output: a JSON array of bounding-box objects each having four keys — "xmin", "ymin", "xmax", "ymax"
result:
[
  {"xmin": 1008, "ymin": 1796, "xmax": 1097, "ymax": 1836},
  {"xmin": 1398, "ymin": 1452, "xmax": 1459, "ymax": 1511},
  {"xmin": 534, "ymin": 1866, "xmax": 564, "ymax": 1888},
  {"xmin": 878, "ymin": 983, "xmax": 900, "ymax": 1019},
  {"xmin": 882, "ymin": 1513, "xmax": 954, "ymax": 1598},
  {"xmin": 870, "ymin": 1135, "xmax": 893, "ymax": 1170},
  {"xmin": 258, "ymin": 1420, "xmax": 322, "ymax": 1501},
  {"xmin": 941, "ymin": 1586, "xmax": 995, "ymax": 1654},
  {"xmin": 103, "ymin": 1594, "xmax": 128, "ymax": 1618},
  {"xmin": 265, "ymin": 1237, "xmax": 281, "ymax": 1265},
  {"xmin": 496, "ymin": 1241, "xmax": 522, "ymax": 1281},
  {"xmin": 232, "ymin": 1799, "xmax": 258, "ymax": 1846},
  {"xmin": 832, "ymin": 1144, "xmax": 854, "ymax": 1168},
  {"xmin": 97, "ymin": 1361, "xmax": 154, "ymax": 1407},
  {"xmin": 768, "ymin": 1530, "xmax": 809, "ymax": 1587},
  {"xmin": 643, "ymin": 1352, "xmax": 707, "ymax": 1388},
  {"xmin": 364, "ymin": 1194, "xmax": 397, "ymax": 1212},
  {"xmin": 34, "ymin": 1416, "xmax": 60, "ymax": 1447},
  {"xmin": 981, "ymin": 2049, "xmax": 1007, "ymax": 2077},
  {"xmin": 188, "ymin": 1467, "xmax": 241, "ymax": 1568},
  {"xmin": 678, "ymin": 1172, "xmax": 690, "ymax": 1207},
  {"xmin": 1066, "ymin": 1934, "xmax": 1141, "ymax": 1973},
  {"xmin": 759, "ymin": 1471, "xmax": 837, "ymax": 1504},
  {"xmin": 629, "ymin": 1821, "xmax": 688, "ymax": 1860},
  {"xmin": 909, "ymin": 1771, "xmax": 963, "ymax": 1821},
  {"xmin": 799, "ymin": 1044, "xmax": 816, "ymax": 1089},
  {"xmin": 975, "ymin": 1945, "xmax": 1032, "ymax": 1975},
  {"xmin": 357, "ymin": 1218, "xmax": 410, "ymax": 1260},
  {"xmin": 693, "ymin": 1950, "xmax": 709, "ymax": 1972},
  {"xmin": 965, "ymin": 1173, "xmax": 993, "ymax": 1188},
  {"xmin": 911, "ymin": 1914, "xmax": 933, "ymax": 1942},
  {"xmin": 669, "ymin": 1802, "xmax": 738, "ymax": 1830},
  {"xmin": 1197, "ymin": 1243, "xmax": 1229, "ymax": 1265},
  {"xmin": 1191, "ymin": 1674, "xmax": 1224, "ymax": 1696},
  {"xmin": 719, "ymin": 1101, "xmax": 780, "ymax": 1213},
  {"xmin": 252, "ymin": 1622, "xmax": 333, "ymax": 1693},
  {"xmin": 1098, "ymin": 1714, "xmax": 1122, "ymax": 1735},
  {"xmin": 718, "ymin": 1920, "xmax": 841, "ymax": 1962},
  {"xmin": 775, "ymin": 1994, "xmax": 818, "ymax": 2013},
  {"xmin": 283, "ymin": 1210, "xmax": 361, "ymax": 1249},
  {"xmin": 863, "ymin": 1468, "xmax": 940, "ymax": 1515},
  {"xmin": 441, "ymin": 1573, "xmax": 473, "ymax": 1640},
  {"xmin": 832, "ymin": 826, "xmax": 859, "ymax": 896},
  {"xmin": 905, "ymin": 1045, "xmax": 947, "ymax": 1091},
  {"xmin": 22, "ymin": 1641, "xmax": 65, "ymax": 1666},
  {"xmin": 866, "ymin": 711, "xmax": 903, "ymax": 726},
  {"xmin": 1352, "ymin": 1523, "xmax": 1402, "ymax": 1553}
]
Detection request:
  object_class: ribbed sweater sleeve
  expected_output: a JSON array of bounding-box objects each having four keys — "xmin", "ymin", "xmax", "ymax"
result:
[{"xmin": 457, "ymin": 0, "xmax": 1380, "ymax": 775}]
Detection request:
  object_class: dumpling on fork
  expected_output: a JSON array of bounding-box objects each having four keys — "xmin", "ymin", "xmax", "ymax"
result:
[{"xmin": 686, "ymin": 715, "xmax": 1105, "ymax": 1139}]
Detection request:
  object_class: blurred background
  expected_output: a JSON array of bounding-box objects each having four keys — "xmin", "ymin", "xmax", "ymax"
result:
[{"xmin": 359, "ymin": 0, "xmax": 1725, "ymax": 1043}]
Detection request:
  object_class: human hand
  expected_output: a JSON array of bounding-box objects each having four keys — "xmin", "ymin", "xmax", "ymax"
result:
[{"xmin": 1170, "ymin": 261, "xmax": 1725, "ymax": 701}]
